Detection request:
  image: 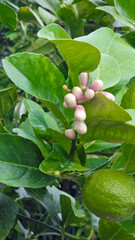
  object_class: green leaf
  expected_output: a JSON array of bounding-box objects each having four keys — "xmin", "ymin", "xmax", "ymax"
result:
[
  {"xmin": 76, "ymin": 27, "xmax": 135, "ymax": 92},
  {"xmin": 99, "ymin": 219, "xmax": 135, "ymax": 240},
  {"xmin": 60, "ymin": 195, "xmax": 85, "ymax": 227},
  {"xmin": 75, "ymin": 0, "xmax": 95, "ymax": 19},
  {"xmin": 97, "ymin": 6, "xmax": 135, "ymax": 29},
  {"xmin": 38, "ymin": 7, "xmax": 58, "ymax": 25},
  {"xmin": 0, "ymin": 3, "xmax": 17, "ymax": 30},
  {"xmin": 0, "ymin": 193, "xmax": 18, "ymax": 240},
  {"xmin": 90, "ymin": 54, "xmax": 121, "ymax": 89},
  {"xmin": 115, "ymin": 0, "xmax": 135, "ymax": 24},
  {"xmin": 56, "ymin": 4, "xmax": 84, "ymax": 38},
  {"xmin": 85, "ymin": 140, "xmax": 120, "ymax": 153},
  {"xmin": 80, "ymin": 119, "xmax": 135, "ymax": 144},
  {"xmin": 0, "ymin": 134, "xmax": 54, "ymax": 188},
  {"xmin": 0, "ymin": 88, "xmax": 17, "ymax": 119},
  {"xmin": 35, "ymin": 0, "xmax": 60, "ymax": 13},
  {"xmin": 18, "ymin": 7, "xmax": 44, "ymax": 27},
  {"xmin": 119, "ymin": 143, "xmax": 135, "ymax": 173},
  {"xmin": 84, "ymin": 93, "xmax": 131, "ymax": 122},
  {"xmin": 27, "ymin": 39, "xmax": 54, "ymax": 54},
  {"xmin": 120, "ymin": 215, "xmax": 135, "ymax": 237},
  {"xmin": 85, "ymin": 157, "xmax": 109, "ymax": 169},
  {"xmin": 0, "ymin": 121, "xmax": 6, "ymax": 134},
  {"xmin": 2, "ymin": 52, "xmax": 72, "ymax": 128},
  {"xmin": 40, "ymin": 144, "xmax": 89, "ymax": 175},
  {"xmin": 121, "ymin": 82, "xmax": 135, "ymax": 109},
  {"xmin": 38, "ymin": 24, "xmax": 101, "ymax": 86}
]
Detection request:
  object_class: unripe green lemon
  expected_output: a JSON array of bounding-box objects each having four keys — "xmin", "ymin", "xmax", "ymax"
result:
[{"xmin": 82, "ymin": 169, "xmax": 135, "ymax": 222}]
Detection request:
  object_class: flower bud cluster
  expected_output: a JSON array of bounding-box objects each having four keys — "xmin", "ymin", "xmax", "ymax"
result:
[{"xmin": 63, "ymin": 73, "xmax": 115, "ymax": 140}]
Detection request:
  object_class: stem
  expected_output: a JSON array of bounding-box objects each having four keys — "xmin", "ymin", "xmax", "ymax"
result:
[
  {"xmin": 65, "ymin": 232, "xmax": 82, "ymax": 239},
  {"xmin": 17, "ymin": 213, "xmax": 61, "ymax": 234},
  {"xmin": 69, "ymin": 138, "xmax": 77, "ymax": 160}
]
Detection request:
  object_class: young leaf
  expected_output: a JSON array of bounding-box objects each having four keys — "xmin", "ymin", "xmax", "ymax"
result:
[
  {"xmin": 38, "ymin": 24, "xmax": 101, "ymax": 86},
  {"xmin": 0, "ymin": 88, "xmax": 17, "ymax": 118},
  {"xmin": 0, "ymin": 193, "xmax": 18, "ymax": 240},
  {"xmin": 2, "ymin": 52, "xmax": 72, "ymax": 127},
  {"xmin": 0, "ymin": 3, "xmax": 17, "ymax": 30},
  {"xmin": 99, "ymin": 219, "xmax": 135, "ymax": 240},
  {"xmin": 115, "ymin": 0, "xmax": 135, "ymax": 24},
  {"xmin": 60, "ymin": 195, "xmax": 85, "ymax": 227},
  {"xmin": 0, "ymin": 134, "xmax": 54, "ymax": 188},
  {"xmin": 90, "ymin": 54, "xmax": 121, "ymax": 89}
]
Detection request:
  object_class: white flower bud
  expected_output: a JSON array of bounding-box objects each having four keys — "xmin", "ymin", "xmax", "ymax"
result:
[
  {"xmin": 74, "ymin": 105, "xmax": 86, "ymax": 121},
  {"xmin": 64, "ymin": 93, "xmax": 76, "ymax": 109},
  {"xmin": 74, "ymin": 121, "xmax": 87, "ymax": 135},
  {"xmin": 63, "ymin": 101, "xmax": 68, "ymax": 108},
  {"xmin": 100, "ymin": 91, "xmax": 115, "ymax": 101},
  {"xmin": 65, "ymin": 129, "xmax": 76, "ymax": 140},
  {"xmin": 72, "ymin": 86, "xmax": 83, "ymax": 101},
  {"xmin": 84, "ymin": 89, "xmax": 95, "ymax": 100},
  {"xmin": 88, "ymin": 79, "xmax": 103, "ymax": 92},
  {"xmin": 80, "ymin": 72, "xmax": 88, "ymax": 89}
]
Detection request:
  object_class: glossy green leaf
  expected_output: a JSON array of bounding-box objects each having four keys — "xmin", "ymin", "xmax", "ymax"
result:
[
  {"xmin": 115, "ymin": 0, "xmax": 135, "ymax": 24},
  {"xmin": 75, "ymin": 0, "xmax": 95, "ymax": 19},
  {"xmin": 60, "ymin": 195, "xmax": 85, "ymax": 227},
  {"xmin": 0, "ymin": 3, "xmax": 17, "ymax": 30},
  {"xmin": 18, "ymin": 7, "xmax": 44, "ymax": 27},
  {"xmin": 56, "ymin": 5, "xmax": 84, "ymax": 38},
  {"xmin": 121, "ymin": 82, "xmax": 135, "ymax": 109},
  {"xmin": 38, "ymin": 7, "xmax": 58, "ymax": 25},
  {"xmin": 76, "ymin": 27, "xmax": 135, "ymax": 92},
  {"xmin": 35, "ymin": 0, "xmax": 60, "ymax": 13},
  {"xmin": 38, "ymin": 24, "xmax": 101, "ymax": 86},
  {"xmin": 2, "ymin": 52, "xmax": 72, "ymax": 128},
  {"xmin": 85, "ymin": 140, "xmax": 120, "ymax": 153},
  {"xmin": 0, "ymin": 134, "xmax": 54, "ymax": 188},
  {"xmin": 80, "ymin": 119, "xmax": 135, "ymax": 144},
  {"xmin": 0, "ymin": 193, "xmax": 18, "ymax": 240},
  {"xmin": 90, "ymin": 54, "xmax": 121, "ymax": 89},
  {"xmin": 85, "ymin": 157, "xmax": 109, "ymax": 169},
  {"xmin": 119, "ymin": 143, "xmax": 135, "ymax": 173},
  {"xmin": 84, "ymin": 93, "xmax": 131, "ymax": 122},
  {"xmin": 97, "ymin": 6, "xmax": 135, "ymax": 29},
  {"xmin": 40, "ymin": 144, "xmax": 89, "ymax": 175},
  {"xmin": 99, "ymin": 219, "xmax": 135, "ymax": 240},
  {"xmin": 120, "ymin": 215, "xmax": 135, "ymax": 237},
  {"xmin": 0, "ymin": 88, "xmax": 17, "ymax": 119}
]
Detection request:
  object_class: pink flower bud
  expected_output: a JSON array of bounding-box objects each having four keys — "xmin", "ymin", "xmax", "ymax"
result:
[
  {"xmin": 88, "ymin": 79, "xmax": 103, "ymax": 92},
  {"xmin": 74, "ymin": 105, "xmax": 86, "ymax": 121},
  {"xmin": 63, "ymin": 101, "xmax": 68, "ymax": 108},
  {"xmin": 100, "ymin": 91, "xmax": 115, "ymax": 101},
  {"xmin": 64, "ymin": 93, "xmax": 77, "ymax": 109},
  {"xmin": 74, "ymin": 121, "xmax": 87, "ymax": 135},
  {"xmin": 72, "ymin": 86, "xmax": 83, "ymax": 101},
  {"xmin": 84, "ymin": 89, "xmax": 95, "ymax": 100},
  {"xmin": 80, "ymin": 72, "xmax": 89, "ymax": 89},
  {"xmin": 65, "ymin": 129, "xmax": 76, "ymax": 140}
]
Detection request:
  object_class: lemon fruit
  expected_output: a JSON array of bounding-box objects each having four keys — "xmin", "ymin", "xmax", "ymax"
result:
[{"xmin": 82, "ymin": 169, "xmax": 135, "ymax": 222}]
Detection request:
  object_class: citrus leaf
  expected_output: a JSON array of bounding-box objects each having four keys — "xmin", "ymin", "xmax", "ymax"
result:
[
  {"xmin": 99, "ymin": 219, "xmax": 135, "ymax": 240},
  {"xmin": 0, "ymin": 88, "xmax": 17, "ymax": 119},
  {"xmin": 18, "ymin": 7, "xmax": 44, "ymax": 27},
  {"xmin": 90, "ymin": 54, "xmax": 121, "ymax": 89},
  {"xmin": 85, "ymin": 140, "xmax": 120, "ymax": 153},
  {"xmin": 115, "ymin": 0, "xmax": 135, "ymax": 24},
  {"xmin": 119, "ymin": 143, "xmax": 135, "ymax": 173},
  {"xmin": 97, "ymin": 6, "xmax": 135, "ymax": 29},
  {"xmin": 0, "ymin": 193, "xmax": 18, "ymax": 240},
  {"xmin": 0, "ymin": 3, "xmax": 17, "ymax": 30},
  {"xmin": 35, "ymin": 0, "xmax": 60, "ymax": 13},
  {"xmin": 84, "ymin": 93, "xmax": 131, "ymax": 122},
  {"xmin": 38, "ymin": 7, "xmax": 58, "ymax": 25},
  {"xmin": 80, "ymin": 119, "xmax": 135, "ymax": 144},
  {"xmin": 0, "ymin": 134, "xmax": 54, "ymax": 188},
  {"xmin": 2, "ymin": 52, "xmax": 72, "ymax": 128},
  {"xmin": 121, "ymin": 82, "xmax": 135, "ymax": 109},
  {"xmin": 76, "ymin": 27, "xmax": 135, "ymax": 93},
  {"xmin": 38, "ymin": 24, "xmax": 101, "ymax": 86}
]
